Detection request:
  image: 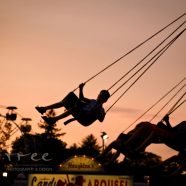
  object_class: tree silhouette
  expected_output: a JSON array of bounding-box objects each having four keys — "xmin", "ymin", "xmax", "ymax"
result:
[
  {"xmin": 11, "ymin": 109, "xmax": 68, "ymax": 167},
  {"xmin": 11, "ymin": 133, "xmax": 67, "ymax": 167},
  {"xmin": 79, "ymin": 134, "xmax": 101, "ymax": 157},
  {"xmin": 66, "ymin": 143, "xmax": 80, "ymax": 158},
  {"xmin": 0, "ymin": 119, "xmax": 13, "ymax": 150},
  {"xmin": 117, "ymin": 152, "xmax": 162, "ymax": 175},
  {"xmin": 38, "ymin": 109, "xmax": 66, "ymax": 139}
]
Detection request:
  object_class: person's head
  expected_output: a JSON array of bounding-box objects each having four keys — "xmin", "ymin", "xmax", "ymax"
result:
[{"xmin": 97, "ymin": 90, "xmax": 110, "ymax": 103}]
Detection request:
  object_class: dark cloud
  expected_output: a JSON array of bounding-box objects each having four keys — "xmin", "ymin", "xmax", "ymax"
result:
[
  {"xmin": 109, "ymin": 106, "xmax": 142, "ymax": 114},
  {"xmin": 109, "ymin": 106, "xmax": 165, "ymax": 122}
]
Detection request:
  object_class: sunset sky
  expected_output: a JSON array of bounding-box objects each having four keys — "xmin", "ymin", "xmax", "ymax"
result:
[{"xmin": 0, "ymin": 0, "xmax": 185, "ymax": 160}]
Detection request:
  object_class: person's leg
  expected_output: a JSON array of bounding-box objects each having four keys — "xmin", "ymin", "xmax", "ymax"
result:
[
  {"xmin": 64, "ymin": 118, "xmax": 76, "ymax": 125},
  {"xmin": 54, "ymin": 110, "xmax": 72, "ymax": 120},
  {"xmin": 119, "ymin": 123, "xmax": 158, "ymax": 154},
  {"xmin": 45, "ymin": 100, "xmax": 66, "ymax": 110},
  {"xmin": 109, "ymin": 151, "xmax": 121, "ymax": 163},
  {"xmin": 128, "ymin": 125, "xmax": 174, "ymax": 152},
  {"xmin": 44, "ymin": 101, "xmax": 65, "ymax": 110},
  {"xmin": 36, "ymin": 101, "xmax": 64, "ymax": 115},
  {"xmin": 45, "ymin": 92, "xmax": 79, "ymax": 110},
  {"xmin": 134, "ymin": 131, "xmax": 155, "ymax": 152},
  {"xmin": 124, "ymin": 123, "xmax": 152, "ymax": 147},
  {"xmin": 36, "ymin": 92, "xmax": 79, "ymax": 114},
  {"xmin": 101, "ymin": 141, "xmax": 117, "ymax": 157},
  {"xmin": 42, "ymin": 109, "xmax": 72, "ymax": 125}
]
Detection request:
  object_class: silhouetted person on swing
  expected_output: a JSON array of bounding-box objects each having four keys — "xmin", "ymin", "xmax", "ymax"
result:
[
  {"xmin": 35, "ymin": 83, "xmax": 110, "ymax": 126},
  {"xmin": 127, "ymin": 115, "xmax": 186, "ymax": 152},
  {"xmin": 101, "ymin": 115, "xmax": 186, "ymax": 161}
]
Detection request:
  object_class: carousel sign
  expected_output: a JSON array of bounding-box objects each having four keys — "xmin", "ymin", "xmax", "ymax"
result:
[
  {"xmin": 59, "ymin": 155, "xmax": 103, "ymax": 172},
  {"xmin": 28, "ymin": 156, "xmax": 133, "ymax": 186},
  {"xmin": 28, "ymin": 174, "xmax": 133, "ymax": 186}
]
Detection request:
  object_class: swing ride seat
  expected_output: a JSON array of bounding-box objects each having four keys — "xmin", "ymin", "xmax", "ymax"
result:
[
  {"xmin": 61, "ymin": 92, "xmax": 80, "ymax": 109},
  {"xmin": 5, "ymin": 106, "xmax": 17, "ymax": 121},
  {"xmin": 6, "ymin": 113, "xmax": 17, "ymax": 121},
  {"xmin": 75, "ymin": 114, "xmax": 98, "ymax": 126},
  {"xmin": 64, "ymin": 114, "xmax": 98, "ymax": 126},
  {"xmin": 62, "ymin": 92, "xmax": 98, "ymax": 126}
]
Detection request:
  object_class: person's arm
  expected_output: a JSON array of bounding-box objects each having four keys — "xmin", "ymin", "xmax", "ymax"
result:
[
  {"xmin": 96, "ymin": 107, "xmax": 106, "ymax": 122},
  {"xmin": 97, "ymin": 111, "xmax": 105, "ymax": 122},
  {"xmin": 79, "ymin": 83, "xmax": 90, "ymax": 102},
  {"xmin": 163, "ymin": 115, "xmax": 172, "ymax": 129}
]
